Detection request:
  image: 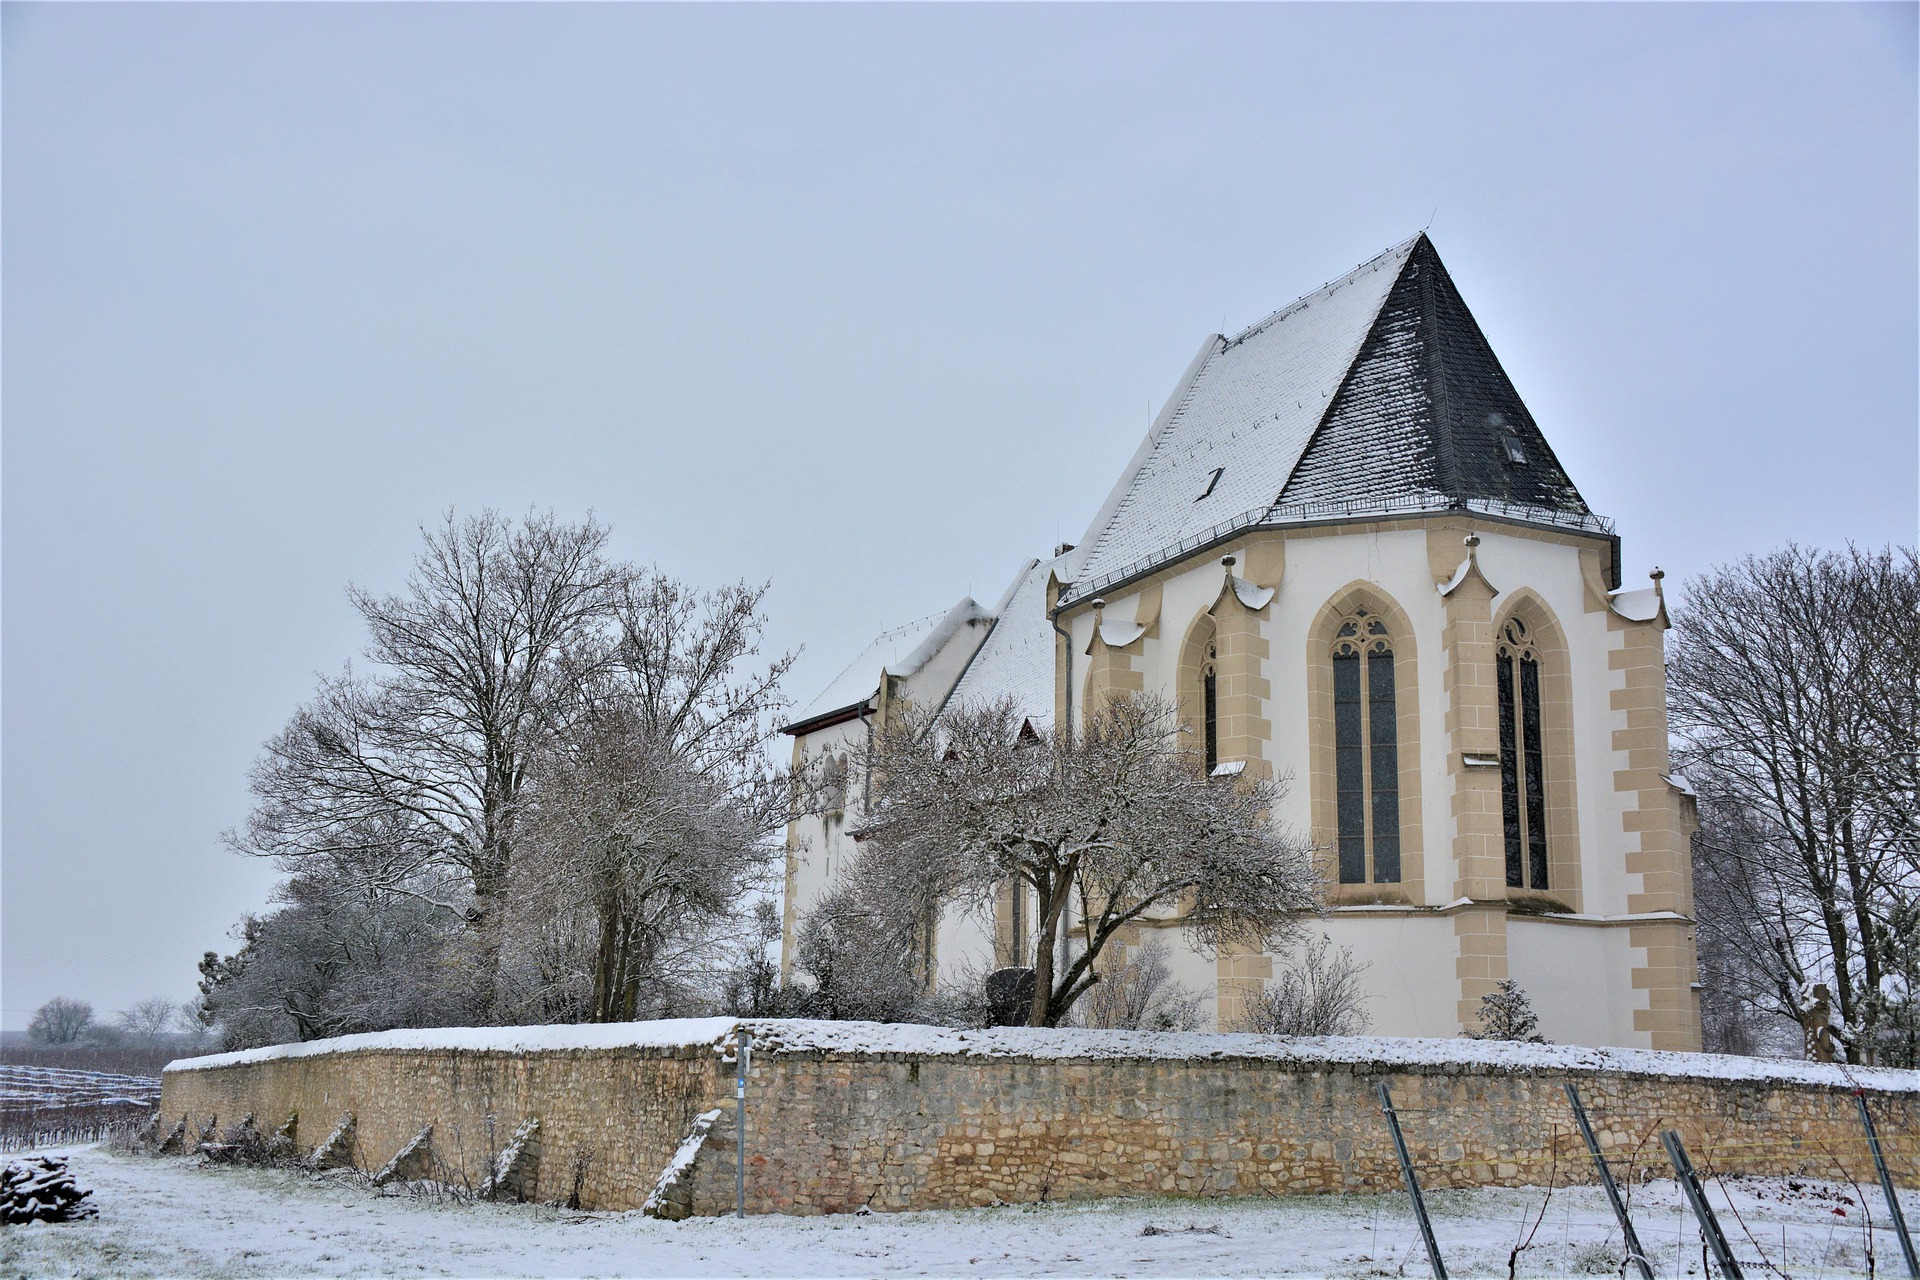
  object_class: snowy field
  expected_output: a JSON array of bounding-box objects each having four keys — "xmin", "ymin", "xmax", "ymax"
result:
[
  {"xmin": 0, "ymin": 1064, "xmax": 161, "ymax": 1109},
  {"xmin": 3, "ymin": 1145, "xmax": 1914, "ymax": 1278}
]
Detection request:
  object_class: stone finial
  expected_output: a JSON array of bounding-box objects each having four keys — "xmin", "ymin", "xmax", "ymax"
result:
[{"xmin": 1220, "ymin": 554, "xmax": 1237, "ymax": 569}]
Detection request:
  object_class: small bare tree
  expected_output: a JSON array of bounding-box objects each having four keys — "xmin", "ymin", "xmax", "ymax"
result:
[
  {"xmin": 27, "ymin": 998, "xmax": 93, "ymax": 1045},
  {"xmin": 853, "ymin": 695, "xmax": 1320, "ymax": 1027},
  {"xmin": 115, "ymin": 998, "xmax": 179, "ymax": 1045},
  {"xmin": 1071, "ymin": 936, "xmax": 1205, "ymax": 1032},
  {"xmin": 1237, "ymin": 933, "xmax": 1371, "ymax": 1037}
]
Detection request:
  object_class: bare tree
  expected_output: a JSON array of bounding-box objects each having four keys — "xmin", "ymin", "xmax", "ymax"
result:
[
  {"xmin": 27, "ymin": 998, "xmax": 93, "ymax": 1045},
  {"xmin": 501, "ymin": 574, "xmax": 792, "ymax": 1023},
  {"xmin": 1070, "ymin": 936, "xmax": 1205, "ymax": 1032},
  {"xmin": 1236, "ymin": 933, "xmax": 1371, "ymax": 1037},
  {"xmin": 788, "ymin": 875, "xmax": 930, "ymax": 1023},
  {"xmin": 229, "ymin": 510, "xmax": 627, "ymax": 1012},
  {"xmin": 852, "ymin": 695, "xmax": 1320, "ymax": 1027},
  {"xmin": 115, "ymin": 998, "xmax": 179, "ymax": 1045},
  {"xmin": 1669, "ymin": 544, "xmax": 1920, "ymax": 1062},
  {"xmin": 506, "ymin": 705, "xmax": 769, "ymax": 1023}
]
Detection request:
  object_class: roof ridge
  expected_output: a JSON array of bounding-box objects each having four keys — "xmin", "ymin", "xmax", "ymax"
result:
[{"xmin": 1225, "ymin": 233, "xmax": 1423, "ymax": 349}]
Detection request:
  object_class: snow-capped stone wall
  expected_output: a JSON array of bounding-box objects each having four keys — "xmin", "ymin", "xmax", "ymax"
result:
[{"xmin": 159, "ymin": 1019, "xmax": 1917, "ymax": 1216}]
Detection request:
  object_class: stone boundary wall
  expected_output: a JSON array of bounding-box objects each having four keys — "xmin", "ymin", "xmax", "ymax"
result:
[{"xmin": 160, "ymin": 1020, "xmax": 1919, "ymax": 1217}]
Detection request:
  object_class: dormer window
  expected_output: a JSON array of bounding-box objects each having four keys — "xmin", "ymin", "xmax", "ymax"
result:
[{"xmin": 1196, "ymin": 466, "xmax": 1225, "ymax": 500}]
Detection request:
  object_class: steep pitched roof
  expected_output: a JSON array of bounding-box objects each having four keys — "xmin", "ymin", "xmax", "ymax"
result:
[
  {"xmin": 1066, "ymin": 235, "xmax": 1600, "ymax": 603},
  {"xmin": 784, "ymin": 598, "xmax": 990, "ymax": 733},
  {"xmin": 941, "ymin": 551, "xmax": 1070, "ymax": 730}
]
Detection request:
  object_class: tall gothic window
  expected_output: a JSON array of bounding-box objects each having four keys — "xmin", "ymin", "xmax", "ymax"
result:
[
  {"xmin": 1202, "ymin": 641, "xmax": 1219, "ymax": 775},
  {"xmin": 1333, "ymin": 609, "xmax": 1399, "ymax": 884},
  {"xmin": 1497, "ymin": 616, "xmax": 1549, "ymax": 889}
]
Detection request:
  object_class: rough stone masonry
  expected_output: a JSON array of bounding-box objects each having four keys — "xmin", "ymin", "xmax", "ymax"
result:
[{"xmin": 159, "ymin": 1019, "xmax": 1918, "ymax": 1217}]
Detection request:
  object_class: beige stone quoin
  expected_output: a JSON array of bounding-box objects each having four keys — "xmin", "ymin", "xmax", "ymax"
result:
[{"xmin": 161, "ymin": 1019, "xmax": 1918, "ymax": 1218}]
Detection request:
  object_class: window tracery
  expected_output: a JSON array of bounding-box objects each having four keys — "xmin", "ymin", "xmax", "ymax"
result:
[
  {"xmin": 1332, "ymin": 608, "xmax": 1399, "ymax": 884},
  {"xmin": 1496, "ymin": 616, "xmax": 1548, "ymax": 889}
]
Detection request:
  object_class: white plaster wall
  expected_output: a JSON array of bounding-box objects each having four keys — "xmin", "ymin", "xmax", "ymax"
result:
[
  {"xmin": 1508, "ymin": 917, "xmax": 1650, "ymax": 1048},
  {"xmin": 934, "ymin": 900, "xmax": 997, "ymax": 981},
  {"xmin": 1317, "ymin": 911, "xmax": 1465, "ymax": 1039},
  {"xmin": 784, "ymin": 714, "xmax": 870, "ymax": 936}
]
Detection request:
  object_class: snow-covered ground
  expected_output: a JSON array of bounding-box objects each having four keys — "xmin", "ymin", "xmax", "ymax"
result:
[
  {"xmin": 0, "ymin": 1064, "xmax": 160, "ymax": 1109},
  {"xmin": 3, "ymin": 1145, "xmax": 1913, "ymax": 1278}
]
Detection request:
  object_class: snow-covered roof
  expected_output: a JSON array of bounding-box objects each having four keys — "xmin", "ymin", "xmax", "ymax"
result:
[
  {"xmin": 785, "ymin": 598, "xmax": 990, "ymax": 732},
  {"xmin": 1064, "ymin": 236, "xmax": 1602, "ymax": 606},
  {"xmin": 168, "ymin": 1018, "xmax": 1920, "ymax": 1096},
  {"xmin": 942, "ymin": 553, "xmax": 1071, "ymax": 731}
]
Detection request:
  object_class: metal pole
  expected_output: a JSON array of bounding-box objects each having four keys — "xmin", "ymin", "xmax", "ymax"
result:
[
  {"xmin": 1378, "ymin": 1082, "xmax": 1447, "ymax": 1280},
  {"xmin": 1565, "ymin": 1084, "xmax": 1655, "ymax": 1280},
  {"xmin": 1662, "ymin": 1130, "xmax": 1743, "ymax": 1280},
  {"xmin": 735, "ymin": 1027, "xmax": 750, "ymax": 1219},
  {"xmin": 1856, "ymin": 1091, "xmax": 1918, "ymax": 1279}
]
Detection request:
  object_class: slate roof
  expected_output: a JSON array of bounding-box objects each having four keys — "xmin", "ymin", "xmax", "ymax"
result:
[
  {"xmin": 1065, "ymin": 235, "xmax": 1602, "ymax": 604},
  {"xmin": 941, "ymin": 552, "xmax": 1072, "ymax": 730}
]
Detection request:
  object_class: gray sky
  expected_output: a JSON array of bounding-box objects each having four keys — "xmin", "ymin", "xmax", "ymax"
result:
[{"xmin": 4, "ymin": 3, "xmax": 1915, "ymax": 1029}]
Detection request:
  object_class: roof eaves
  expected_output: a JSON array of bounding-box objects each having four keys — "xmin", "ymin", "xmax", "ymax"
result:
[{"xmin": 780, "ymin": 699, "xmax": 873, "ymax": 737}]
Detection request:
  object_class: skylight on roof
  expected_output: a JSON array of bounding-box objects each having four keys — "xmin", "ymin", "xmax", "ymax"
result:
[
  {"xmin": 1196, "ymin": 466, "xmax": 1225, "ymax": 501},
  {"xmin": 1501, "ymin": 435, "xmax": 1528, "ymax": 466}
]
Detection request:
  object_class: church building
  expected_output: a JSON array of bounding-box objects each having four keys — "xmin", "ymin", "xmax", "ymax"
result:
[{"xmin": 780, "ymin": 235, "xmax": 1702, "ymax": 1052}]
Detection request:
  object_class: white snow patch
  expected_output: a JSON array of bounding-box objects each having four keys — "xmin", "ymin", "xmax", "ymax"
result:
[
  {"xmin": 1228, "ymin": 575, "xmax": 1275, "ymax": 611},
  {"xmin": 6, "ymin": 1145, "xmax": 1913, "ymax": 1278},
  {"xmin": 170, "ymin": 1019, "xmax": 1920, "ymax": 1096},
  {"xmin": 1609, "ymin": 587, "xmax": 1663, "ymax": 622}
]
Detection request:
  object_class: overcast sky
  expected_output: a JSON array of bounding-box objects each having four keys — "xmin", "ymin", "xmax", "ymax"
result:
[{"xmin": 4, "ymin": 3, "xmax": 1914, "ymax": 1029}]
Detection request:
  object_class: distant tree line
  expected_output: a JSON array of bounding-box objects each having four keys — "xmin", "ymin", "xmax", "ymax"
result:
[{"xmin": 21, "ymin": 995, "xmax": 211, "ymax": 1051}]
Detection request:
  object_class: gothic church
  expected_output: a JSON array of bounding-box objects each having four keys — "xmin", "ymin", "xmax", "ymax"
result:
[{"xmin": 780, "ymin": 235, "xmax": 1701, "ymax": 1051}]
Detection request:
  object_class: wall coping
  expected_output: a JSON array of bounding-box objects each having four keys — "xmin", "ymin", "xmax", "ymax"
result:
[{"xmin": 166, "ymin": 1018, "xmax": 1920, "ymax": 1095}]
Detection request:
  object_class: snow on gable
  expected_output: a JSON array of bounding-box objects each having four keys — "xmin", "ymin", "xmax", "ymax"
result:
[
  {"xmin": 944, "ymin": 553, "xmax": 1067, "ymax": 730},
  {"xmin": 787, "ymin": 599, "xmax": 990, "ymax": 731},
  {"xmin": 1070, "ymin": 239, "xmax": 1417, "ymax": 595}
]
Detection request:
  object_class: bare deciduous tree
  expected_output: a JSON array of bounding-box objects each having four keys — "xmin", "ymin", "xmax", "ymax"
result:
[
  {"xmin": 852, "ymin": 695, "xmax": 1320, "ymax": 1027},
  {"xmin": 229, "ymin": 510, "xmax": 627, "ymax": 1011},
  {"xmin": 27, "ymin": 998, "xmax": 94, "ymax": 1045},
  {"xmin": 114, "ymin": 998, "xmax": 179, "ymax": 1045},
  {"xmin": 788, "ymin": 868, "xmax": 931, "ymax": 1023},
  {"xmin": 1235, "ymin": 933, "xmax": 1371, "ymax": 1037},
  {"xmin": 500, "ymin": 573, "xmax": 792, "ymax": 1023},
  {"xmin": 1669, "ymin": 544, "xmax": 1920, "ymax": 1063},
  {"xmin": 1070, "ymin": 936, "xmax": 1205, "ymax": 1032}
]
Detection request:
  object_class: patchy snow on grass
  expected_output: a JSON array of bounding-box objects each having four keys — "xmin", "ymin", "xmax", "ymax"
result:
[{"xmin": 2, "ymin": 1144, "xmax": 1913, "ymax": 1279}]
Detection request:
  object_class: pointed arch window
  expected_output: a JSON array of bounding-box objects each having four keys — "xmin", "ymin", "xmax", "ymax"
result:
[
  {"xmin": 1201, "ymin": 640, "xmax": 1219, "ymax": 775},
  {"xmin": 1497, "ymin": 617, "xmax": 1548, "ymax": 889},
  {"xmin": 1333, "ymin": 609, "xmax": 1399, "ymax": 884}
]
